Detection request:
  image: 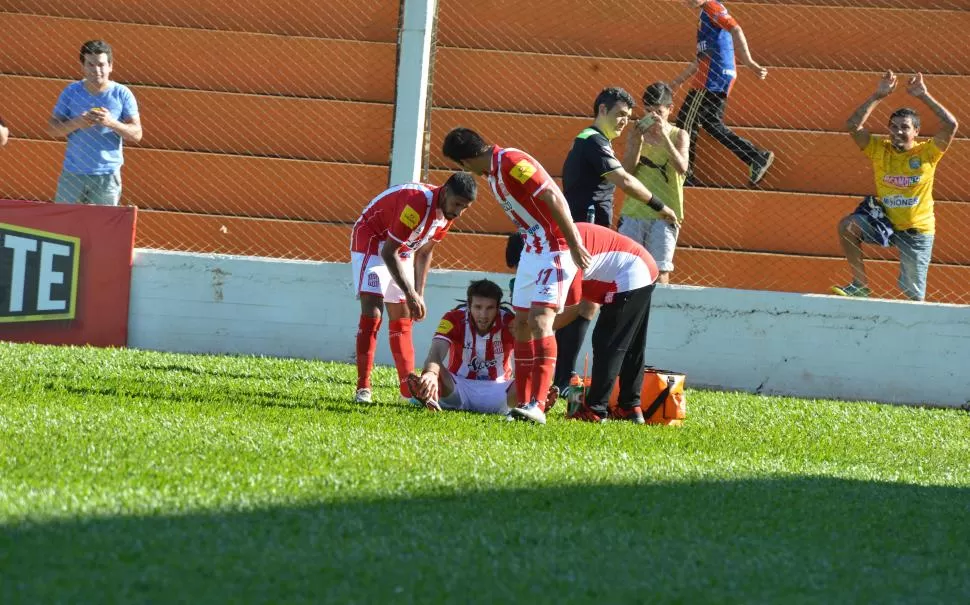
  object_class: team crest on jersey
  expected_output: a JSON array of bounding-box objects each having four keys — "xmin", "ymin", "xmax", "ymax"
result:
[
  {"xmin": 509, "ymin": 159, "xmax": 537, "ymax": 184},
  {"xmin": 909, "ymin": 157, "xmax": 922, "ymax": 170},
  {"xmin": 436, "ymin": 319, "xmax": 453, "ymax": 335},
  {"xmin": 400, "ymin": 206, "xmax": 421, "ymax": 229}
]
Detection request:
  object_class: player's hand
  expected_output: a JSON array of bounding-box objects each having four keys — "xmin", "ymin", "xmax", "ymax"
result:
[
  {"xmin": 875, "ymin": 71, "xmax": 897, "ymax": 98},
  {"xmin": 417, "ymin": 372, "xmax": 441, "ymax": 411},
  {"xmin": 906, "ymin": 73, "xmax": 928, "ymax": 98},
  {"xmin": 747, "ymin": 61, "xmax": 767, "ymax": 80},
  {"xmin": 405, "ymin": 291, "xmax": 426, "ymax": 321},
  {"xmin": 658, "ymin": 205, "xmax": 679, "ymax": 225},
  {"xmin": 570, "ymin": 243, "xmax": 592, "ymax": 271}
]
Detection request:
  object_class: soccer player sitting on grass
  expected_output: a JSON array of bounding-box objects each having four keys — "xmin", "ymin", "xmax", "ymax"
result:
[
  {"xmin": 407, "ymin": 279, "xmax": 556, "ymax": 418},
  {"xmin": 507, "ymin": 223, "xmax": 660, "ymax": 424},
  {"xmin": 351, "ymin": 172, "xmax": 476, "ymax": 404}
]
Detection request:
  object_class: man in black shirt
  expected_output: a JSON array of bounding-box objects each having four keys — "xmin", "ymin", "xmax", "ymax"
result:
[{"xmin": 556, "ymin": 87, "xmax": 677, "ymax": 394}]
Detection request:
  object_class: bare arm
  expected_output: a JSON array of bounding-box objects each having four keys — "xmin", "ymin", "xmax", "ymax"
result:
[
  {"xmin": 622, "ymin": 128, "xmax": 644, "ymax": 173},
  {"xmin": 847, "ymin": 71, "xmax": 897, "ymax": 150},
  {"xmin": 907, "ymin": 73, "xmax": 959, "ymax": 152},
  {"xmin": 729, "ymin": 26, "xmax": 766, "ymax": 79},
  {"xmin": 536, "ymin": 187, "xmax": 592, "ymax": 270},
  {"xmin": 381, "ymin": 242, "xmax": 423, "ymax": 319},
  {"xmin": 653, "ymin": 122, "xmax": 690, "ymax": 175},
  {"xmin": 0, "ymin": 123, "xmax": 8, "ymax": 147},
  {"xmin": 669, "ymin": 60, "xmax": 698, "ymax": 90},
  {"xmin": 108, "ymin": 115, "xmax": 143, "ymax": 143},
  {"xmin": 413, "ymin": 240, "xmax": 436, "ymax": 296},
  {"xmin": 604, "ymin": 168, "xmax": 679, "ymax": 225},
  {"xmin": 47, "ymin": 111, "xmax": 142, "ymax": 142},
  {"xmin": 47, "ymin": 114, "xmax": 90, "ymax": 139},
  {"xmin": 421, "ymin": 338, "xmax": 450, "ymax": 378}
]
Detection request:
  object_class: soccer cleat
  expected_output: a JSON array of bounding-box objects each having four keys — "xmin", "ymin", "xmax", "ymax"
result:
[
  {"xmin": 831, "ymin": 283, "xmax": 871, "ymax": 298},
  {"xmin": 610, "ymin": 405, "xmax": 646, "ymax": 425},
  {"xmin": 544, "ymin": 385, "xmax": 560, "ymax": 413},
  {"xmin": 511, "ymin": 400, "xmax": 547, "ymax": 425},
  {"xmin": 749, "ymin": 151, "xmax": 774, "ymax": 186},
  {"xmin": 354, "ymin": 388, "xmax": 372, "ymax": 404},
  {"xmin": 566, "ymin": 389, "xmax": 606, "ymax": 423}
]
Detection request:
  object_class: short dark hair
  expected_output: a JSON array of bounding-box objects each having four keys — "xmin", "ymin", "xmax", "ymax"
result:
[
  {"xmin": 443, "ymin": 171, "xmax": 477, "ymax": 199},
  {"xmin": 80, "ymin": 40, "xmax": 113, "ymax": 64},
  {"xmin": 641, "ymin": 82, "xmax": 674, "ymax": 107},
  {"xmin": 442, "ymin": 127, "xmax": 490, "ymax": 163},
  {"xmin": 467, "ymin": 279, "xmax": 503, "ymax": 305},
  {"xmin": 505, "ymin": 232, "xmax": 525, "ymax": 269},
  {"xmin": 890, "ymin": 107, "xmax": 921, "ymax": 131},
  {"xmin": 593, "ymin": 87, "xmax": 635, "ymax": 116}
]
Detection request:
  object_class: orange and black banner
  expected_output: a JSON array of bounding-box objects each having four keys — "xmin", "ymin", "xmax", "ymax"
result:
[{"xmin": 0, "ymin": 200, "xmax": 136, "ymax": 347}]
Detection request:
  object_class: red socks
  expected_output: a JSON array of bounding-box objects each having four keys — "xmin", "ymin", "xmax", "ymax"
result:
[
  {"xmin": 356, "ymin": 315, "xmax": 382, "ymax": 389},
  {"xmin": 514, "ymin": 339, "xmax": 535, "ymax": 406},
  {"xmin": 531, "ymin": 335, "xmax": 557, "ymax": 410},
  {"xmin": 388, "ymin": 318, "xmax": 415, "ymax": 397}
]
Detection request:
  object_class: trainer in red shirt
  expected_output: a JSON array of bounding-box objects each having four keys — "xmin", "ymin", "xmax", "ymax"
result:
[
  {"xmin": 350, "ymin": 172, "xmax": 476, "ymax": 404},
  {"xmin": 442, "ymin": 127, "xmax": 591, "ymax": 425},
  {"xmin": 507, "ymin": 223, "xmax": 660, "ymax": 424}
]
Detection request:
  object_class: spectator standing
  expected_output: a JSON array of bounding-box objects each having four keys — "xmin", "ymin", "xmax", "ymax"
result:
[
  {"xmin": 47, "ymin": 40, "xmax": 142, "ymax": 205},
  {"xmin": 621, "ymin": 82, "xmax": 690, "ymax": 284}
]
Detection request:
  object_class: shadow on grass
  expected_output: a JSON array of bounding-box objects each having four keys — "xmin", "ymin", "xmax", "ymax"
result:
[{"xmin": 2, "ymin": 478, "xmax": 968, "ymax": 603}]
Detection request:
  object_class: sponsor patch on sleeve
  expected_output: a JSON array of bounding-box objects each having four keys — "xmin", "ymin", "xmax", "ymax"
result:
[
  {"xmin": 400, "ymin": 206, "xmax": 421, "ymax": 229},
  {"xmin": 509, "ymin": 159, "xmax": 537, "ymax": 184},
  {"xmin": 436, "ymin": 319, "xmax": 454, "ymax": 335}
]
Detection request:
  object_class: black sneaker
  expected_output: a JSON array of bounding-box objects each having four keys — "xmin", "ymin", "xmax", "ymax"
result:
[{"xmin": 749, "ymin": 151, "xmax": 774, "ymax": 186}]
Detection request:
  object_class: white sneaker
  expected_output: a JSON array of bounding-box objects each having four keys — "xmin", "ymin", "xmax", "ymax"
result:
[
  {"xmin": 511, "ymin": 401, "xmax": 546, "ymax": 425},
  {"xmin": 354, "ymin": 388, "xmax": 372, "ymax": 403}
]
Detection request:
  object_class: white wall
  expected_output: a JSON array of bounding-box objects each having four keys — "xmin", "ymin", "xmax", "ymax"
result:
[{"xmin": 129, "ymin": 250, "xmax": 970, "ymax": 408}]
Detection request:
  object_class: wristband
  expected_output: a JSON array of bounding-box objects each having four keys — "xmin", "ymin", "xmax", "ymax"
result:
[{"xmin": 647, "ymin": 196, "xmax": 666, "ymax": 212}]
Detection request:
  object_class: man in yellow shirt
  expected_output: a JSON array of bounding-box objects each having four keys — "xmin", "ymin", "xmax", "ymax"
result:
[{"xmin": 834, "ymin": 71, "xmax": 958, "ymax": 301}]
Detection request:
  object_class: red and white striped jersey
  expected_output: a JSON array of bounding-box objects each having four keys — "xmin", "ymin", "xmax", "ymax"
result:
[
  {"xmin": 566, "ymin": 223, "xmax": 659, "ymax": 305},
  {"xmin": 351, "ymin": 183, "xmax": 452, "ymax": 257},
  {"xmin": 433, "ymin": 306, "xmax": 515, "ymax": 382},
  {"xmin": 486, "ymin": 145, "xmax": 568, "ymax": 254}
]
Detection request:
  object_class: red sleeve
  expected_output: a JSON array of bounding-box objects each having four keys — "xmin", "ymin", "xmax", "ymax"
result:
[
  {"xmin": 386, "ymin": 191, "xmax": 429, "ymax": 244},
  {"xmin": 433, "ymin": 309, "xmax": 464, "ymax": 345},
  {"xmin": 705, "ymin": 1, "xmax": 738, "ymax": 30},
  {"xmin": 501, "ymin": 150, "xmax": 553, "ymax": 200}
]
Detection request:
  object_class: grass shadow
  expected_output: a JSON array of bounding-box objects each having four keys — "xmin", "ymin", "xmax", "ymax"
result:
[{"xmin": 2, "ymin": 477, "xmax": 969, "ymax": 603}]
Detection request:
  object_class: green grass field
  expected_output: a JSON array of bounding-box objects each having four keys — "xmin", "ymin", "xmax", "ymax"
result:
[{"xmin": 1, "ymin": 341, "xmax": 968, "ymax": 603}]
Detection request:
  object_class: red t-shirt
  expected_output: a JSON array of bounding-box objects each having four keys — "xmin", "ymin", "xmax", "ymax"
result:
[
  {"xmin": 487, "ymin": 146, "xmax": 568, "ymax": 254},
  {"xmin": 433, "ymin": 306, "xmax": 515, "ymax": 382},
  {"xmin": 565, "ymin": 223, "xmax": 659, "ymax": 305},
  {"xmin": 351, "ymin": 183, "xmax": 452, "ymax": 257}
]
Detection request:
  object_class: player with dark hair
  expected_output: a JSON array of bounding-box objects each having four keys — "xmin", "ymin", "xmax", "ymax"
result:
[
  {"xmin": 442, "ymin": 127, "xmax": 591, "ymax": 425},
  {"xmin": 351, "ymin": 172, "xmax": 477, "ymax": 404},
  {"xmin": 833, "ymin": 71, "xmax": 958, "ymax": 301},
  {"xmin": 408, "ymin": 279, "xmax": 554, "ymax": 416}
]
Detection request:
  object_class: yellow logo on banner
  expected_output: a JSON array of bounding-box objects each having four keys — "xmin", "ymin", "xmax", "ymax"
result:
[
  {"xmin": 509, "ymin": 159, "xmax": 537, "ymax": 184},
  {"xmin": 400, "ymin": 206, "xmax": 421, "ymax": 229},
  {"xmin": 436, "ymin": 319, "xmax": 453, "ymax": 335}
]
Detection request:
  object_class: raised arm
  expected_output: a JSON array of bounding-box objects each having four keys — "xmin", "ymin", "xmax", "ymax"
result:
[
  {"xmin": 907, "ymin": 73, "xmax": 959, "ymax": 152},
  {"xmin": 847, "ymin": 71, "xmax": 897, "ymax": 150}
]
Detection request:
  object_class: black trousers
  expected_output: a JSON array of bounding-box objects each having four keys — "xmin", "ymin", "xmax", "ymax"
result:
[
  {"xmin": 675, "ymin": 88, "xmax": 763, "ymax": 178},
  {"xmin": 585, "ymin": 284, "xmax": 655, "ymax": 417}
]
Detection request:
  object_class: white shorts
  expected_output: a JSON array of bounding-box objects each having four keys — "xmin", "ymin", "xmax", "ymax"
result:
[
  {"xmin": 440, "ymin": 372, "xmax": 511, "ymax": 415},
  {"xmin": 618, "ymin": 217, "xmax": 680, "ymax": 272},
  {"xmin": 351, "ymin": 250, "xmax": 413, "ymax": 303},
  {"xmin": 511, "ymin": 249, "xmax": 577, "ymax": 311}
]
